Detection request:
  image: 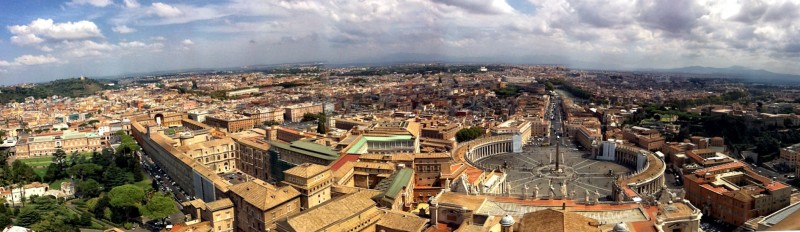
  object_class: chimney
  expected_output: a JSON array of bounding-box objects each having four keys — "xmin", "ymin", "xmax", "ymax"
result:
[{"xmin": 562, "ymin": 202, "xmax": 566, "ymax": 210}]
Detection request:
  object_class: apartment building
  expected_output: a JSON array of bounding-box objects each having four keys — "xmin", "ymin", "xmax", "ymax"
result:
[
  {"xmin": 228, "ymin": 179, "xmax": 302, "ymax": 231},
  {"xmin": 683, "ymin": 161, "xmax": 791, "ymax": 225},
  {"xmin": 284, "ymin": 103, "xmax": 323, "ymax": 123},
  {"xmin": 281, "ymin": 163, "xmax": 333, "ymax": 210},
  {"xmin": 205, "ymin": 113, "xmax": 254, "ymax": 133},
  {"xmin": 15, "ymin": 131, "xmax": 103, "ymax": 158}
]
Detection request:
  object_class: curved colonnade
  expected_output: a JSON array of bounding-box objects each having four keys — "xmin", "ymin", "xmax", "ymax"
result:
[
  {"xmin": 452, "ymin": 135, "xmax": 665, "ymax": 202},
  {"xmin": 610, "ymin": 144, "xmax": 666, "ymax": 201}
]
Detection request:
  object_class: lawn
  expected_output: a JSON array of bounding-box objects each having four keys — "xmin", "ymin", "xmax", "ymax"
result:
[
  {"xmin": 50, "ymin": 179, "xmax": 69, "ymax": 190},
  {"xmin": 19, "ymin": 152, "xmax": 95, "ymax": 178},
  {"xmin": 34, "ymin": 168, "xmax": 47, "ymax": 178},
  {"xmin": 132, "ymin": 172, "xmax": 153, "ymax": 191}
]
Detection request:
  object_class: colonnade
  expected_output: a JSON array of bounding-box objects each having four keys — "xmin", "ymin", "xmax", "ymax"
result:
[{"xmin": 465, "ymin": 141, "xmax": 514, "ymax": 162}]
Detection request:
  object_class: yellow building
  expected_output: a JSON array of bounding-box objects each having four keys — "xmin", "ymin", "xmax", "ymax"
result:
[
  {"xmin": 182, "ymin": 198, "xmax": 236, "ymax": 232},
  {"xmin": 228, "ymin": 179, "xmax": 301, "ymax": 231},
  {"xmin": 276, "ymin": 191, "xmax": 383, "ymax": 232},
  {"xmin": 282, "ymin": 163, "xmax": 333, "ymax": 210}
]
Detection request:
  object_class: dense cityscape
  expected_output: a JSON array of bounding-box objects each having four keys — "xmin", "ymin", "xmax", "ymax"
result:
[
  {"xmin": 1, "ymin": 64, "xmax": 800, "ymax": 232},
  {"xmin": 2, "ymin": 0, "xmax": 800, "ymax": 232}
]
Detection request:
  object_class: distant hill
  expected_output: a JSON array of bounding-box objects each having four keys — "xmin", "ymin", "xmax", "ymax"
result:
[
  {"xmin": 0, "ymin": 78, "xmax": 115, "ymax": 103},
  {"xmin": 642, "ymin": 66, "xmax": 800, "ymax": 84}
]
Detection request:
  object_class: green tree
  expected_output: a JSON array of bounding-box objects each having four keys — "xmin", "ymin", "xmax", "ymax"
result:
[
  {"xmin": 102, "ymin": 165, "xmax": 129, "ymax": 189},
  {"xmin": 0, "ymin": 212, "xmax": 11, "ymax": 227},
  {"xmin": 76, "ymin": 179, "xmax": 103, "ymax": 198},
  {"xmin": 140, "ymin": 193, "xmax": 177, "ymax": 221},
  {"xmin": 16, "ymin": 207, "xmax": 40, "ymax": 226},
  {"xmin": 108, "ymin": 184, "xmax": 145, "ymax": 208},
  {"xmin": 31, "ymin": 212, "xmax": 75, "ymax": 232},
  {"xmin": 108, "ymin": 184, "xmax": 145, "ymax": 222},
  {"xmin": 263, "ymin": 120, "xmax": 280, "ymax": 127},
  {"xmin": 132, "ymin": 166, "xmax": 144, "ymax": 182},
  {"xmin": 317, "ymin": 118, "xmax": 328, "ymax": 134},
  {"xmin": 11, "ymin": 160, "xmax": 39, "ymax": 183},
  {"xmin": 302, "ymin": 113, "xmax": 320, "ymax": 122},
  {"xmin": 456, "ymin": 127, "xmax": 485, "ymax": 142},
  {"xmin": 67, "ymin": 163, "xmax": 103, "ymax": 180}
]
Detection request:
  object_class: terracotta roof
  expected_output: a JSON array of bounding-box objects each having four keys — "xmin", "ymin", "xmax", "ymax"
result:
[
  {"xmin": 414, "ymin": 152, "xmax": 452, "ymax": 159},
  {"xmin": 377, "ymin": 210, "xmax": 429, "ymax": 232},
  {"xmin": 331, "ymin": 154, "xmax": 360, "ymax": 171},
  {"xmin": 228, "ymin": 179, "xmax": 300, "ymax": 211},
  {"xmin": 279, "ymin": 191, "xmax": 377, "ymax": 231},
  {"xmin": 205, "ymin": 198, "xmax": 233, "ymax": 211},
  {"xmin": 436, "ymin": 192, "xmax": 487, "ymax": 211},
  {"xmin": 517, "ymin": 209, "xmax": 600, "ymax": 232},
  {"xmin": 284, "ymin": 163, "xmax": 329, "ymax": 178}
]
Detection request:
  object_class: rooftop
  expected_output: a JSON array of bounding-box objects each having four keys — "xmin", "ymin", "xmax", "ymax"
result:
[
  {"xmin": 279, "ymin": 191, "xmax": 377, "ymax": 231},
  {"xmin": 228, "ymin": 179, "xmax": 300, "ymax": 211},
  {"xmin": 284, "ymin": 163, "xmax": 329, "ymax": 178}
]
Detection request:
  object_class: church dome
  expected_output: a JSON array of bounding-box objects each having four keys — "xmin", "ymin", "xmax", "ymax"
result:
[
  {"xmin": 500, "ymin": 215, "xmax": 515, "ymax": 226},
  {"xmin": 614, "ymin": 222, "xmax": 629, "ymax": 232}
]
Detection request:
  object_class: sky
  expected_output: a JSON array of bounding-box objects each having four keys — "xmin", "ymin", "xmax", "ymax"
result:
[{"xmin": 0, "ymin": 0, "xmax": 799, "ymax": 85}]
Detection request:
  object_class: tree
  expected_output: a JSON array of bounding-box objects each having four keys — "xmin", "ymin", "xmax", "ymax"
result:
[
  {"xmin": 140, "ymin": 193, "xmax": 177, "ymax": 221},
  {"xmin": 11, "ymin": 160, "xmax": 39, "ymax": 183},
  {"xmin": 302, "ymin": 113, "xmax": 321, "ymax": 122},
  {"xmin": 31, "ymin": 212, "xmax": 74, "ymax": 232},
  {"xmin": 108, "ymin": 185, "xmax": 145, "ymax": 209},
  {"xmin": 108, "ymin": 185, "xmax": 145, "ymax": 222},
  {"xmin": 544, "ymin": 81, "xmax": 554, "ymax": 91},
  {"xmin": 456, "ymin": 127, "xmax": 485, "ymax": 142},
  {"xmin": 132, "ymin": 165, "xmax": 144, "ymax": 182},
  {"xmin": 16, "ymin": 207, "xmax": 40, "ymax": 226},
  {"xmin": 67, "ymin": 163, "xmax": 103, "ymax": 180},
  {"xmin": 102, "ymin": 165, "xmax": 129, "ymax": 189},
  {"xmin": 76, "ymin": 179, "xmax": 103, "ymax": 198},
  {"xmin": 263, "ymin": 120, "xmax": 280, "ymax": 127},
  {"xmin": 317, "ymin": 118, "xmax": 328, "ymax": 134},
  {"xmin": 0, "ymin": 212, "xmax": 11, "ymax": 228}
]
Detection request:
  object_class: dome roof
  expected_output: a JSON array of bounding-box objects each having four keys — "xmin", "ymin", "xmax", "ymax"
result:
[
  {"xmin": 500, "ymin": 215, "xmax": 515, "ymax": 226},
  {"xmin": 614, "ymin": 222, "xmax": 629, "ymax": 232}
]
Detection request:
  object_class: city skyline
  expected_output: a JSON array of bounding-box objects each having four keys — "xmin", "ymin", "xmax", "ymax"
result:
[{"xmin": 1, "ymin": 0, "xmax": 800, "ymax": 85}]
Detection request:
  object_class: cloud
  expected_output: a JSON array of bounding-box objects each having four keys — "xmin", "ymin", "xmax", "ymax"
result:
[
  {"xmin": 0, "ymin": 54, "xmax": 60, "ymax": 67},
  {"xmin": 10, "ymin": 33, "xmax": 45, "ymax": 46},
  {"xmin": 181, "ymin": 39, "xmax": 194, "ymax": 46},
  {"xmin": 112, "ymin": 25, "xmax": 136, "ymax": 34},
  {"xmin": 123, "ymin": 0, "xmax": 140, "ymax": 8},
  {"xmin": 636, "ymin": 0, "xmax": 705, "ymax": 35},
  {"xmin": 7, "ymin": 18, "xmax": 103, "ymax": 46},
  {"xmin": 150, "ymin": 2, "xmax": 183, "ymax": 17},
  {"xmin": 15, "ymin": 54, "xmax": 60, "ymax": 65},
  {"xmin": 67, "ymin": 0, "xmax": 113, "ymax": 7},
  {"xmin": 431, "ymin": 0, "xmax": 516, "ymax": 15}
]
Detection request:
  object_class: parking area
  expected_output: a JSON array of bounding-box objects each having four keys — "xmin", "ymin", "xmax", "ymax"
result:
[{"xmin": 139, "ymin": 152, "xmax": 187, "ymax": 230}]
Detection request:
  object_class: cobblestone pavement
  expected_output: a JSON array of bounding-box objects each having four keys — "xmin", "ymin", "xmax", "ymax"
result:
[{"xmin": 473, "ymin": 143, "xmax": 633, "ymax": 200}]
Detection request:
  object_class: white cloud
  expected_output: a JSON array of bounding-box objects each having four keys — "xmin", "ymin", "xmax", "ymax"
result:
[
  {"xmin": 10, "ymin": 33, "xmax": 45, "ymax": 45},
  {"xmin": 67, "ymin": 0, "xmax": 113, "ymax": 7},
  {"xmin": 112, "ymin": 25, "xmax": 136, "ymax": 34},
  {"xmin": 181, "ymin": 39, "xmax": 194, "ymax": 45},
  {"xmin": 7, "ymin": 18, "xmax": 103, "ymax": 46},
  {"xmin": 150, "ymin": 2, "xmax": 183, "ymax": 17},
  {"xmin": 0, "ymin": 54, "xmax": 60, "ymax": 66},
  {"xmin": 123, "ymin": 0, "xmax": 140, "ymax": 8}
]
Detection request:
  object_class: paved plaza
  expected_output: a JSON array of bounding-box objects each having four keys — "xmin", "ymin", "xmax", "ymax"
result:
[{"xmin": 473, "ymin": 143, "xmax": 633, "ymax": 201}]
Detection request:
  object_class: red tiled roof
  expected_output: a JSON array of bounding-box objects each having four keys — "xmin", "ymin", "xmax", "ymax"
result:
[
  {"xmin": 692, "ymin": 161, "xmax": 745, "ymax": 175},
  {"xmin": 330, "ymin": 154, "xmax": 359, "ymax": 171}
]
